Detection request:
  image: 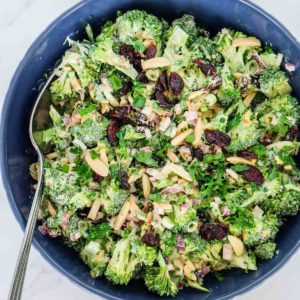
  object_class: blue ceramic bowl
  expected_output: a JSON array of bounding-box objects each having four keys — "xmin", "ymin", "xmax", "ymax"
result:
[{"xmin": 1, "ymin": 0, "xmax": 300, "ymax": 299}]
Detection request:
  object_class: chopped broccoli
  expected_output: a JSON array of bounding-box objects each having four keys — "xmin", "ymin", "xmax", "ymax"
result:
[
  {"xmin": 101, "ymin": 180, "xmax": 129, "ymax": 216},
  {"xmin": 115, "ymin": 10, "xmax": 164, "ymax": 52},
  {"xmin": 254, "ymin": 242, "xmax": 276, "ymax": 260},
  {"xmin": 255, "ymin": 95, "xmax": 300, "ymax": 137},
  {"xmin": 70, "ymin": 113, "xmax": 109, "ymax": 147},
  {"xmin": 171, "ymin": 204, "xmax": 198, "ymax": 233},
  {"xmin": 131, "ymin": 239, "xmax": 157, "ymax": 266},
  {"xmin": 230, "ymin": 250, "xmax": 257, "ymax": 270},
  {"xmin": 260, "ymin": 50, "xmax": 283, "ymax": 69},
  {"xmin": 105, "ymin": 236, "xmax": 138, "ymax": 285},
  {"xmin": 242, "ymin": 214, "xmax": 280, "ymax": 247},
  {"xmin": 87, "ymin": 223, "xmax": 113, "ymax": 241},
  {"xmin": 144, "ymin": 252, "xmax": 178, "ymax": 297},
  {"xmin": 81, "ymin": 240, "xmax": 110, "ymax": 277},
  {"xmin": 259, "ymin": 68, "xmax": 291, "ymax": 98}
]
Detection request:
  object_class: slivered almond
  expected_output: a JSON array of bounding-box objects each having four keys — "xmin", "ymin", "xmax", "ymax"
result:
[
  {"xmin": 233, "ymin": 72, "xmax": 243, "ymax": 79},
  {"xmin": 266, "ymin": 141, "xmax": 294, "ymax": 150},
  {"xmin": 128, "ymin": 168, "xmax": 145, "ymax": 184},
  {"xmin": 193, "ymin": 118, "xmax": 205, "ymax": 147},
  {"xmin": 168, "ymin": 163, "xmax": 193, "ymax": 182},
  {"xmin": 146, "ymin": 211, "xmax": 153, "ymax": 224},
  {"xmin": 47, "ymin": 200, "xmax": 57, "ymax": 217},
  {"xmin": 167, "ymin": 150, "xmax": 179, "ymax": 163},
  {"xmin": 232, "ymin": 37, "xmax": 261, "ymax": 47},
  {"xmin": 87, "ymin": 198, "xmax": 101, "ymax": 220},
  {"xmin": 142, "ymin": 174, "xmax": 151, "ymax": 200},
  {"xmin": 242, "ymin": 110, "xmax": 252, "ymax": 125},
  {"xmin": 85, "ymin": 150, "xmax": 109, "ymax": 177},
  {"xmin": 99, "ymin": 149, "xmax": 108, "ymax": 166},
  {"xmin": 226, "ymin": 169, "xmax": 239, "ymax": 182},
  {"xmin": 226, "ymin": 156, "xmax": 256, "ymax": 166},
  {"xmin": 142, "ymin": 57, "xmax": 171, "ymax": 70},
  {"xmin": 183, "ymin": 261, "xmax": 196, "ymax": 281},
  {"xmin": 114, "ymin": 201, "xmax": 130, "ymax": 231},
  {"xmin": 171, "ymin": 129, "xmax": 194, "ymax": 147},
  {"xmin": 228, "ymin": 235, "xmax": 245, "ymax": 257},
  {"xmin": 46, "ymin": 152, "xmax": 59, "ymax": 160},
  {"xmin": 243, "ymin": 92, "xmax": 256, "ymax": 107},
  {"xmin": 129, "ymin": 195, "xmax": 141, "ymax": 215},
  {"xmin": 187, "ymin": 89, "xmax": 208, "ymax": 100},
  {"xmin": 176, "ymin": 121, "xmax": 189, "ymax": 134}
]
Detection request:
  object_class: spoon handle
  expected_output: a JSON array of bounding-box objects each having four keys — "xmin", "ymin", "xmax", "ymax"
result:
[{"xmin": 8, "ymin": 158, "xmax": 44, "ymax": 300}]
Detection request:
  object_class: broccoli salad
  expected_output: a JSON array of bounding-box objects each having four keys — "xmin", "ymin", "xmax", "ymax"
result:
[{"xmin": 31, "ymin": 10, "xmax": 300, "ymax": 297}]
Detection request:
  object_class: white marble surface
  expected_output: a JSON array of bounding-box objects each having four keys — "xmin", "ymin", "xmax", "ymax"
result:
[{"xmin": 0, "ymin": 0, "xmax": 300, "ymax": 299}]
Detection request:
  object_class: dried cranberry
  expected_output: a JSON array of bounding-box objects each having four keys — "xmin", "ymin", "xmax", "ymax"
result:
[
  {"xmin": 92, "ymin": 172, "xmax": 104, "ymax": 183},
  {"xmin": 141, "ymin": 231, "xmax": 159, "ymax": 247},
  {"xmin": 119, "ymin": 81, "xmax": 132, "ymax": 96},
  {"xmin": 194, "ymin": 59, "xmax": 216, "ymax": 76},
  {"xmin": 199, "ymin": 223, "xmax": 228, "ymax": 241},
  {"xmin": 239, "ymin": 166, "xmax": 264, "ymax": 185},
  {"xmin": 107, "ymin": 119, "xmax": 120, "ymax": 146},
  {"xmin": 136, "ymin": 71, "xmax": 148, "ymax": 83},
  {"xmin": 192, "ymin": 147, "xmax": 204, "ymax": 160},
  {"xmin": 119, "ymin": 171, "xmax": 130, "ymax": 190},
  {"xmin": 169, "ymin": 72, "xmax": 184, "ymax": 96},
  {"xmin": 109, "ymin": 106, "xmax": 132, "ymax": 124},
  {"xmin": 155, "ymin": 72, "xmax": 168, "ymax": 91},
  {"xmin": 119, "ymin": 43, "xmax": 142, "ymax": 72},
  {"xmin": 237, "ymin": 150, "xmax": 257, "ymax": 160},
  {"xmin": 155, "ymin": 91, "xmax": 174, "ymax": 109},
  {"xmin": 204, "ymin": 129, "xmax": 231, "ymax": 147},
  {"xmin": 287, "ymin": 125, "xmax": 298, "ymax": 141},
  {"xmin": 146, "ymin": 43, "xmax": 157, "ymax": 59}
]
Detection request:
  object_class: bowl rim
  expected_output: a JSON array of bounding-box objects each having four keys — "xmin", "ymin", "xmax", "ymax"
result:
[{"xmin": 1, "ymin": 0, "xmax": 300, "ymax": 299}]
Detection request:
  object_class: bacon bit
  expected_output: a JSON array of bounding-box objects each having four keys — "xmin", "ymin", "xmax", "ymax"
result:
[
  {"xmin": 176, "ymin": 234, "xmax": 185, "ymax": 252},
  {"xmin": 184, "ymin": 111, "xmax": 198, "ymax": 125},
  {"xmin": 38, "ymin": 225, "xmax": 49, "ymax": 235},
  {"xmin": 285, "ymin": 62, "xmax": 296, "ymax": 72}
]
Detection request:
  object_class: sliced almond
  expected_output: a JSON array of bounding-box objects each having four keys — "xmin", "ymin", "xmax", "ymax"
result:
[
  {"xmin": 142, "ymin": 57, "xmax": 171, "ymax": 70},
  {"xmin": 142, "ymin": 173, "xmax": 151, "ymax": 200},
  {"xmin": 47, "ymin": 200, "xmax": 57, "ymax": 217},
  {"xmin": 187, "ymin": 89, "xmax": 208, "ymax": 100},
  {"xmin": 168, "ymin": 163, "xmax": 193, "ymax": 182},
  {"xmin": 46, "ymin": 152, "xmax": 59, "ymax": 160},
  {"xmin": 228, "ymin": 235, "xmax": 245, "ymax": 257},
  {"xmin": 87, "ymin": 198, "xmax": 101, "ymax": 220},
  {"xmin": 232, "ymin": 72, "xmax": 243, "ymax": 79},
  {"xmin": 226, "ymin": 156, "xmax": 256, "ymax": 166},
  {"xmin": 114, "ymin": 201, "xmax": 130, "ymax": 231},
  {"xmin": 242, "ymin": 110, "xmax": 252, "ymax": 125},
  {"xmin": 99, "ymin": 149, "xmax": 108, "ymax": 166},
  {"xmin": 223, "ymin": 243, "xmax": 233, "ymax": 261},
  {"xmin": 266, "ymin": 141, "xmax": 294, "ymax": 150},
  {"xmin": 129, "ymin": 195, "xmax": 141, "ymax": 216},
  {"xmin": 171, "ymin": 129, "xmax": 194, "ymax": 147},
  {"xmin": 232, "ymin": 37, "xmax": 261, "ymax": 48},
  {"xmin": 284, "ymin": 164, "xmax": 293, "ymax": 171},
  {"xmin": 243, "ymin": 92, "xmax": 256, "ymax": 107},
  {"xmin": 183, "ymin": 260, "xmax": 196, "ymax": 281},
  {"xmin": 226, "ymin": 168, "xmax": 239, "ymax": 182},
  {"xmin": 128, "ymin": 168, "xmax": 145, "ymax": 184},
  {"xmin": 85, "ymin": 151, "xmax": 109, "ymax": 177},
  {"xmin": 167, "ymin": 150, "xmax": 179, "ymax": 163}
]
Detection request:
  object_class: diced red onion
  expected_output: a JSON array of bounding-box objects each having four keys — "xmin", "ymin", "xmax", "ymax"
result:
[
  {"xmin": 184, "ymin": 111, "xmax": 198, "ymax": 125},
  {"xmin": 64, "ymin": 114, "xmax": 71, "ymax": 127},
  {"xmin": 176, "ymin": 234, "xmax": 185, "ymax": 252},
  {"xmin": 192, "ymin": 199, "xmax": 200, "ymax": 206},
  {"xmin": 88, "ymin": 182, "xmax": 100, "ymax": 190},
  {"xmin": 38, "ymin": 225, "xmax": 49, "ymax": 235}
]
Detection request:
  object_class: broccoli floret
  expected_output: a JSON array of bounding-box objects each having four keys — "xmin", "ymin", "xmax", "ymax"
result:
[
  {"xmin": 260, "ymin": 50, "xmax": 283, "ymax": 69},
  {"xmin": 217, "ymin": 64, "xmax": 241, "ymax": 107},
  {"xmin": 262, "ymin": 183, "xmax": 300, "ymax": 216},
  {"xmin": 115, "ymin": 10, "xmax": 164, "ymax": 52},
  {"xmin": 171, "ymin": 203, "xmax": 198, "ymax": 233},
  {"xmin": 230, "ymin": 250, "xmax": 257, "ymax": 271},
  {"xmin": 254, "ymin": 242, "xmax": 276, "ymax": 260},
  {"xmin": 242, "ymin": 214, "xmax": 280, "ymax": 247},
  {"xmin": 190, "ymin": 36, "xmax": 223, "ymax": 64},
  {"xmin": 90, "ymin": 21, "xmax": 138, "ymax": 80},
  {"xmin": 158, "ymin": 230, "xmax": 176, "ymax": 257},
  {"xmin": 105, "ymin": 236, "xmax": 138, "ymax": 285},
  {"xmin": 70, "ymin": 113, "xmax": 109, "ymax": 147},
  {"xmin": 225, "ymin": 189, "xmax": 248, "ymax": 212},
  {"xmin": 121, "ymin": 124, "xmax": 145, "ymax": 140},
  {"xmin": 227, "ymin": 107, "xmax": 262, "ymax": 152},
  {"xmin": 259, "ymin": 68, "xmax": 291, "ymax": 98},
  {"xmin": 145, "ymin": 252, "xmax": 178, "ymax": 297},
  {"xmin": 215, "ymin": 29, "xmax": 258, "ymax": 73},
  {"xmin": 44, "ymin": 161, "xmax": 79, "ymax": 206},
  {"xmin": 87, "ymin": 223, "xmax": 113, "ymax": 241},
  {"xmin": 131, "ymin": 239, "xmax": 157, "ymax": 266},
  {"xmin": 80, "ymin": 240, "xmax": 110, "ymax": 278},
  {"xmin": 255, "ymin": 95, "xmax": 300, "ymax": 137},
  {"xmin": 101, "ymin": 180, "xmax": 129, "ymax": 216},
  {"xmin": 68, "ymin": 187, "xmax": 96, "ymax": 210}
]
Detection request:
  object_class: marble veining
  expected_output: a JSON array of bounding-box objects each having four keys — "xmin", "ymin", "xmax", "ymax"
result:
[{"xmin": 0, "ymin": 1, "xmax": 299, "ymax": 299}]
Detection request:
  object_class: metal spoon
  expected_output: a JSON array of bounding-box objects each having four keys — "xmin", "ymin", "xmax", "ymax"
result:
[{"xmin": 8, "ymin": 72, "xmax": 56, "ymax": 300}]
